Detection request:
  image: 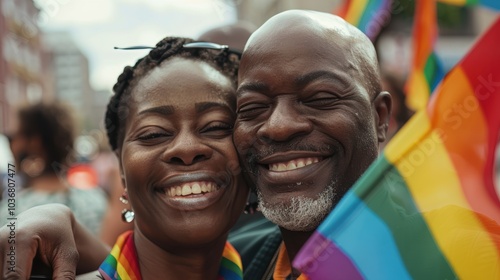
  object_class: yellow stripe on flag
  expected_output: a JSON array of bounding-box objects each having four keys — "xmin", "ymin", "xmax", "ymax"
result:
[{"xmin": 389, "ymin": 113, "xmax": 500, "ymax": 279}]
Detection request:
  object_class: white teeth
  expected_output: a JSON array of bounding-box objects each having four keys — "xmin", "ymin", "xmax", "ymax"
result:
[
  {"xmin": 277, "ymin": 163, "xmax": 287, "ymax": 171},
  {"xmin": 182, "ymin": 184, "xmax": 191, "ymax": 196},
  {"xmin": 287, "ymin": 162, "xmax": 297, "ymax": 170},
  {"xmin": 269, "ymin": 157, "xmax": 322, "ymax": 172},
  {"xmin": 164, "ymin": 181, "xmax": 218, "ymax": 197},
  {"xmin": 192, "ymin": 183, "xmax": 201, "ymax": 194}
]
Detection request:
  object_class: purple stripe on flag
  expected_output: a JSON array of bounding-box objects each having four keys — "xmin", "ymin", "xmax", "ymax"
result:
[{"xmin": 294, "ymin": 231, "xmax": 364, "ymax": 279}]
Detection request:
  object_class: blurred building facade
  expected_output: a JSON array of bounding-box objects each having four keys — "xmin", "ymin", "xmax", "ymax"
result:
[
  {"xmin": 42, "ymin": 31, "xmax": 96, "ymax": 129},
  {"xmin": 0, "ymin": 0, "xmax": 51, "ymax": 133},
  {"xmin": 90, "ymin": 89, "xmax": 112, "ymax": 131},
  {"xmin": 43, "ymin": 31, "xmax": 110, "ymax": 131},
  {"xmin": 0, "ymin": 0, "xmax": 103, "ymax": 134}
]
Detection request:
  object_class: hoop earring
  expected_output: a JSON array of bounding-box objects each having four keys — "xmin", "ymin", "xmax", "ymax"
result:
[{"xmin": 120, "ymin": 192, "xmax": 134, "ymax": 223}]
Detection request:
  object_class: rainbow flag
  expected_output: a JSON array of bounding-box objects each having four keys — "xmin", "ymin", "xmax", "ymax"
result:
[
  {"xmin": 99, "ymin": 231, "xmax": 141, "ymax": 280},
  {"xmin": 294, "ymin": 17, "xmax": 500, "ymax": 280},
  {"xmin": 218, "ymin": 242, "xmax": 244, "ymax": 280},
  {"xmin": 98, "ymin": 231, "xmax": 243, "ymax": 280},
  {"xmin": 439, "ymin": 0, "xmax": 500, "ymax": 10},
  {"xmin": 406, "ymin": 0, "xmax": 445, "ymax": 111},
  {"xmin": 337, "ymin": 0, "xmax": 393, "ymax": 41}
]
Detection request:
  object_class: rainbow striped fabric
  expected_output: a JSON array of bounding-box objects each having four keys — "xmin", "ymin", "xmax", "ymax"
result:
[
  {"xmin": 294, "ymin": 17, "xmax": 500, "ymax": 280},
  {"xmin": 218, "ymin": 240, "xmax": 244, "ymax": 280},
  {"xmin": 337, "ymin": 0, "xmax": 393, "ymax": 41},
  {"xmin": 405, "ymin": 1, "xmax": 445, "ymax": 111},
  {"xmin": 99, "ymin": 231, "xmax": 141, "ymax": 280},
  {"xmin": 439, "ymin": 0, "xmax": 500, "ymax": 10},
  {"xmin": 98, "ymin": 231, "xmax": 243, "ymax": 280}
]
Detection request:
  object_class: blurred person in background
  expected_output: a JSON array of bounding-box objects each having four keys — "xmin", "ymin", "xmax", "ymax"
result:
[
  {"xmin": 0, "ymin": 102, "xmax": 107, "ymax": 235},
  {"xmin": 198, "ymin": 21, "xmax": 256, "ymax": 52},
  {"xmin": 380, "ymin": 73, "xmax": 414, "ymax": 148}
]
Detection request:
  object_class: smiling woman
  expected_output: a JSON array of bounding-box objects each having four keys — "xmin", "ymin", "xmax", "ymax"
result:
[
  {"xmin": 0, "ymin": 36, "xmax": 248, "ymax": 280},
  {"xmin": 92, "ymin": 36, "xmax": 248, "ymax": 280}
]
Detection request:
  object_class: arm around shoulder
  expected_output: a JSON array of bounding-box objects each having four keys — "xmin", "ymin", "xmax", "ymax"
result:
[{"xmin": 0, "ymin": 203, "xmax": 109, "ymax": 279}]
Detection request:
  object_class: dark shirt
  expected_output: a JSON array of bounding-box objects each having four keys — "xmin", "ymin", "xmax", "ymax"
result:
[{"xmin": 229, "ymin": 213, "xmax": 282, "ymax": 280}]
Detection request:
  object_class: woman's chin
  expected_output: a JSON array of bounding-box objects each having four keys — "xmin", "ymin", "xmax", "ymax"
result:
[{"xmin": 142, "ymin": 220, "xmax": 232, "ymax": 248}]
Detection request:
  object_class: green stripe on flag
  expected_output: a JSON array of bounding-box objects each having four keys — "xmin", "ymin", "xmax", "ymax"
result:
[
  {"xmin": 352, "ymin": 156, "xmax": 457, "ymax": 279},
  {"xmin": 424, "ymin": 53, "xmax": 439, "ymax": 91},
  {"xmin": 220, "ymin": 257, "xmax": 243, "ymax": 276}
]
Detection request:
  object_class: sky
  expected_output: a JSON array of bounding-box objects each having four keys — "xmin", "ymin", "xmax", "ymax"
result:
[{"xmin": 34, "ymin": 0, "xmax": 238, "ymax": 91}]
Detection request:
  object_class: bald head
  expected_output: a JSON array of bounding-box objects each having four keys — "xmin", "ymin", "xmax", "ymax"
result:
[{"xmin": 242, "ymin": 10, "xmax": 381, "ymax": 96}]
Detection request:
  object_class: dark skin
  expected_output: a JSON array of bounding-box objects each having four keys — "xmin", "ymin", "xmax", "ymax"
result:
[{"xmin": 234, "ymin": 10, "xmax": 391, "ymax": 276}]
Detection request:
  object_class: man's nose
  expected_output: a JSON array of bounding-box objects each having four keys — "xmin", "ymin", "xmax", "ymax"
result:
[{"xmin": 257, "ymin": 100, "xmax": 313, "ymax": 142}]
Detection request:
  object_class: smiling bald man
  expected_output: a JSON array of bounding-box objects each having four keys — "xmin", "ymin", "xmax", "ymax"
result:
[{"xmin": 230, "ymin": 10, "xmax": 391, "ymax": 279}]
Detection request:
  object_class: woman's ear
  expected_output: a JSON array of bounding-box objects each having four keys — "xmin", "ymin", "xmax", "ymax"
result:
[
  {"xmin": 114, "ymin": 149, "xmax": 126, "ymax": 187},
  {"xmin": 373, "ymin": 91, "xmax": 392, "ymax": 143}
]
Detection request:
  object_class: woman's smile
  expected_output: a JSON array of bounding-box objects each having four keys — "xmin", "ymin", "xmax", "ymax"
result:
[
  {"xmin": 152, "ymin": 171, "xmax": 233, "ymax": 211},
  {"xmin": 157, "ymin": 180, "xmax": 219, "ymax": 197}
]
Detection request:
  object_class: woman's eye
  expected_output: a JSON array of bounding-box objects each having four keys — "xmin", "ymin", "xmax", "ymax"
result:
[{"xmin": 205, "ymin": 124, "xmax": 232, "ymax": 131}]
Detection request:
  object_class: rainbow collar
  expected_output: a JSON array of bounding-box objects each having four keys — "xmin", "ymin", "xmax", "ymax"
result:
[{"xmin": 98, "ymin": 231, "xmax": 243, "ymax": 280}]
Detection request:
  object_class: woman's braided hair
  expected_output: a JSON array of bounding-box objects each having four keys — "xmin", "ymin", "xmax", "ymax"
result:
[{"xmin": 104, "ymin": 37, "xmax": 240, "ymax": 151}]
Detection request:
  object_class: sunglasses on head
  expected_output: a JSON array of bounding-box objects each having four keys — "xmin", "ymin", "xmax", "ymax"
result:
[{"xmin": 114, "ymin": 42, "xmax": 242, "ymax": 58}]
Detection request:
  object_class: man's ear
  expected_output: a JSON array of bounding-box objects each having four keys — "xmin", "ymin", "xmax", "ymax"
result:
[{"xmin": 373, "ymin": 91, "xmax": 392, "ymax": 143}]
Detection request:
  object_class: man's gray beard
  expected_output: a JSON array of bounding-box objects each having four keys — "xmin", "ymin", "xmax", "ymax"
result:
[{"xmin": 257, "ymin": 181, "xmax": 337, "ymax": 232}]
